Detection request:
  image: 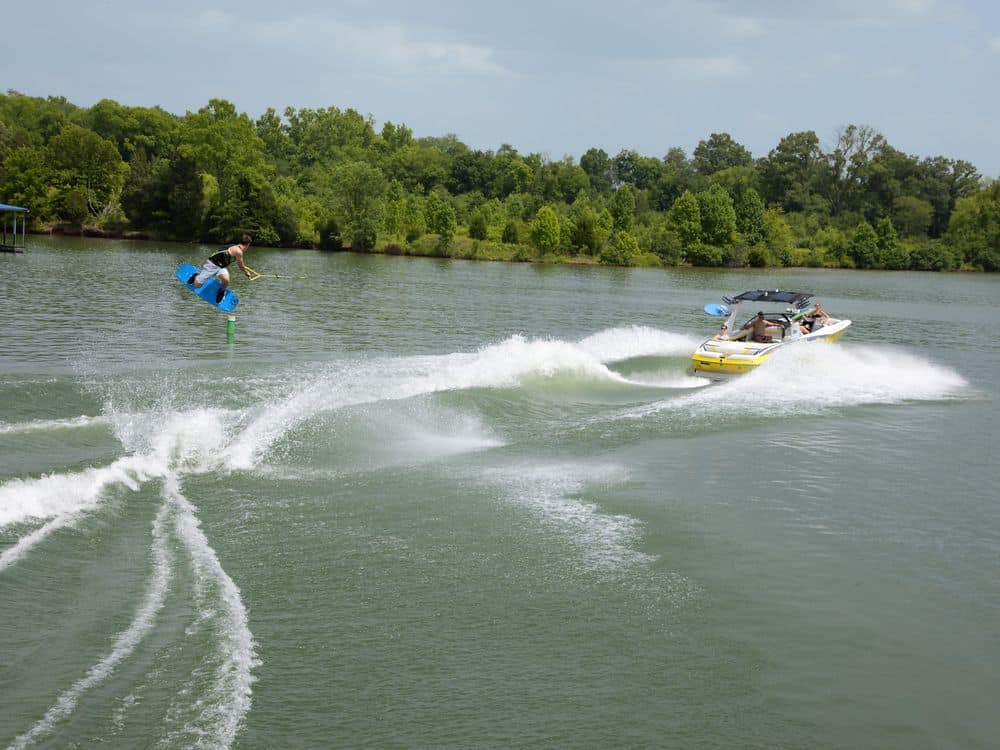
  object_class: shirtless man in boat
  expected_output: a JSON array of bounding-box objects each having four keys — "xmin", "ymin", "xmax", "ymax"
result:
[{"xmin": 742, "ymin": 311, "xmax": 783, "ymax": 343}]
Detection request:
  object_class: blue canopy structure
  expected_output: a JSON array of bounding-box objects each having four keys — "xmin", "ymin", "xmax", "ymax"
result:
[{"xmin": 1, "ymin": 203, "xmax": 28, "ymax": 253}]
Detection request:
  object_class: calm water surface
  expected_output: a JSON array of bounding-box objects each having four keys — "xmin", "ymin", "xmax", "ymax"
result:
[{"xmin": 1, "ymin": 237, "xmax": 997, "ymax": 749}]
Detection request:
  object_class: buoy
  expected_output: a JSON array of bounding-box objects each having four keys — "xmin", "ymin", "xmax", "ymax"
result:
[{"xmin": 226, "ymin": 314, "xmax": 236, "ymax": 338}]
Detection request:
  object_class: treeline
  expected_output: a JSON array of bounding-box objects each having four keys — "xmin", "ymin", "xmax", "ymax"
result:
[{"xmin": 0, "ymin": 91, "xmax": 997, "ymax": 271}]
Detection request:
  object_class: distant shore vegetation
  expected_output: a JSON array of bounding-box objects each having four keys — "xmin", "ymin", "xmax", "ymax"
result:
[{"xmin": 1, "ymin": 91, "xmax": 997, "ymax": 271}]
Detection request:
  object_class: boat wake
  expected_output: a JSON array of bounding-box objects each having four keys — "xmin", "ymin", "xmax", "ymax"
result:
[
  {"xmin": 0, "ymin": 326, "xmax": 970, "ymax": 747},
  {"xmin": 626, "ymin": 342, "xmax": 969, "ymax": 423}
]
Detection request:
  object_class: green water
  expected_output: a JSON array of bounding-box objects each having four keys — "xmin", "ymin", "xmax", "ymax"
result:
[{"xmin": 1, "ymin": 237, "xmax": 997, "ymax": 749}]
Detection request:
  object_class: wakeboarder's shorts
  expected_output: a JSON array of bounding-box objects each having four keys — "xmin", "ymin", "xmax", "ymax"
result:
[{"xmin": 194, "ymin": 260, "xmax": 226, "ymax": 285}]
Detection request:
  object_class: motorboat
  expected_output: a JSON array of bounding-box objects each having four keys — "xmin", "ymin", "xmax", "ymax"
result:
[{"xmin": 691, "ymin": 290, "xmax": 851, "ymax": 374}]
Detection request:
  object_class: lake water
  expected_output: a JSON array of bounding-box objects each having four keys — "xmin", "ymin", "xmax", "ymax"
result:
[{"xmin": 1, "ymin": 237, "xmax": 997, "ymax": 749}]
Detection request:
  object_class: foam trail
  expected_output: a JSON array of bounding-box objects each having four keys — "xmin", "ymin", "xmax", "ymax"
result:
[
  {"xmin": 578, "ymin": 326, "xmax": 702, "ymax": 361},
  {"xmin": 170, "ymin": 476, "xmax": 257, "ymax": 749},
  {"xmin": 0, "ymin": 410, "xmax": 230, "ymax": 572},
  {"xmin": 0, "ymin": 455, "xmax": 162, "ymax": 572},
  {"xmin": 0, "ymin": 457, "xmax": 151, "ymax": 529},
  {"xmin": 0, "ymin": 415, "xmax": 110, "ymax": 435},
  {"xmin": 223, "ymin": 333, "xmax": 654, "ymax": 470},
  {"xmin": 0, "ymin": 518, "xmax": 73, "ymax": 574},
  {"xmin": 480, "ymin": 461, "xmax": 652, "ymax": 573},
  {"xmin": 7, "ymin": 498, "xmax": 173, "ymax": 750},
  {"xmin": 626, "ymin": 344, "xmax": 969, "ymax": 422}
]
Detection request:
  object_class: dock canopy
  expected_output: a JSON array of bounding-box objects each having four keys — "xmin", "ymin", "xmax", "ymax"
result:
[{"xmin": 1, "ymin": 202, "xmax": 29, "ymax": 253}]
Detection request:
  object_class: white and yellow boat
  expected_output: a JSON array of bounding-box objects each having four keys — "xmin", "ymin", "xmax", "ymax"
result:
[{"xmin": 691, "ymin": 290, "xmax": 851, "ymax": 374}]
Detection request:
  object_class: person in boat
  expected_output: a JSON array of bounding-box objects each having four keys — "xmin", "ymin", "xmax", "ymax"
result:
[
  {"xmin": 713, "ymin": 323, "xmax": 729, "ymax": 340},
  {"xmin": 742, "ymin": 311, "xmax": 782, "ymax": 343},
  {"xmin": 811, "ymin": 302, "xmax": 831, "ymax": 324},
  {"xmin": 800, "ymin": 301, "xmax": 831, "ymax": 333},
  {"xmin": 188, "ymin": 234, "xmax": 253, "ymax": 303}
]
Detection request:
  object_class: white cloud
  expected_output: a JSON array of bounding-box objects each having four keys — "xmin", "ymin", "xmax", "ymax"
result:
[
  {"xmin": 890, "ymin": 0, "xmax": 934, "ymax": 14},
  {"xmin": 874, "ymin": 64, "xmax": 913, "ymax": 80},
  {"xmin": 187, "ymin": 11, "xmax": 505, "ymax": 77},
  {"xmin": 672, "ymin": 56, "xmax": 749, "ymax": 77}
]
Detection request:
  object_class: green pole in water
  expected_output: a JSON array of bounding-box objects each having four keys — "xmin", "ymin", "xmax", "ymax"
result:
[{"xmin": 226, "ymin": 314, "xmax": 236, "ymax": 339}]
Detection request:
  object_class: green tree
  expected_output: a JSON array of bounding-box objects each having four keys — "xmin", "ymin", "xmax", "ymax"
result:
[
  {"xmin": 645, "ymin": 222, "xmax": 683, "ymax": 265},
  {"xmin": 692, "ymin": 132, "xmax": 753, "ymax": 176},
  {"xmin": 917, "ymin": 157, "xmax": 980, "ymax": 237},
  {"xmin": 316, "ymin": 215, "xmax": 342, "ymax": 251},
  {"xmin": 848, "ymin": 221, "xmax": 881, "ymax": 268},
  {"xmin": 468, "ymin": 209, "xmax": 488, "ymax": 240},
  {"xmin": 697, "ymin": 183, "xmax": 737, "ymax": 247},
  {"xmin": 892, "ymin": 195, "xmax": 933, "ymax": 237},
  {"xmin": 875, "ymin": 216, "xmax": 907, "ymax": 269},
  {"xmin": 569, "ymin": 204, "xmax": 600, "ymax": 254},
  {"xmin": 425, "ymin": 190, "xmax": 457, "ymax": 246},
  {"xmin": 600, "ymin": 230, "xmax": 639, "ymax": 265},
  {"xmin": 763, "ymin": 208, "xmax": 795, "ymax": 265},
  {"xmin": 666, "ymin": 190, "xmax": 702, "ymax": 249},
  {"xmin": 382, "ymin": 179, "xmax": 405, "ymax": 240},
  {"xmin": 1, "ymin": 146, "xmax": 56, "ymax": 221},
  {"xmin": 758, "ymin": 130, "xmax": 829, "ymax": 213},
  {"xmin": 283, "ymin": 105, "xmax": 376, "ymax": 169},
  {"xmin": 82, "ymin": 99, "xmax": 179, "ymax": 162},
  {"xmin": 530, "ymin": 205, "xmax": 561, "ymax": 253},
  {"xmin": 0, "ymin": 91, "xmax": 77, "ymax": 147},
  {"xmin": 733, "ymin": 186, "xmax": 766, "ymax": 245},
  {"xmin": 501, "ymin": 220, "xmax": 519, "ymax": 244},
  {"xmin": 162, "ymin": 146, "xmax": 206, "ymax": 240},
  {"xmin": 325, "ymin": 161, "xmax": 386, "ymax": 250},
  {"xmin": 402, "ymin": 194, "xmax": 426, "ymax": 242},
  {"xmin": 580, "ymin": 147, "xmax": 612, "ymax": 193},
  {"xmin": 684, "ymin": 242, "xmax": 725, "ymax": 267},
  {"xmin": 945, "ymin": 182, "xmax": 1000, "ymax": 270},
  {"xmin": 46, "ymin": 123, "xmax": 127, "ymax": 223},
  {"xmin": 826, "ymin": 124, "xmax": 887, "ymax": 218},
  {"xmin": 908, "ymin": 239, "xmax": 957, "ymax": 271},
  {"xmin": 609, "ymin": 185, "xmax": 636, "ymax": 231}
]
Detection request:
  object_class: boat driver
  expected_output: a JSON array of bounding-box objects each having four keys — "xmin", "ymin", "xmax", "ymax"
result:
[{"xmin": 742, "ymin": 311, "xmax": 782, "ymax": 343}]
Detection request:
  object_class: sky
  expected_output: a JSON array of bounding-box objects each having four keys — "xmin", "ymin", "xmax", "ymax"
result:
[{"xmin": 6, "ymin": 0, "xmax": 1000, "ymax": 176}]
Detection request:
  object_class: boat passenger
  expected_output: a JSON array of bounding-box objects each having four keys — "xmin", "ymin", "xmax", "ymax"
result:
[
  {"xmin": 713, "ymin": 324, "xmax": 729, "ymax": 340},
  {"xmin": 742, "ymin": 311, "xmax": 782, "ymax": 343},
  {"xmin": 811, "ymin": 302, "xmax": 831, "ymax": 324}
]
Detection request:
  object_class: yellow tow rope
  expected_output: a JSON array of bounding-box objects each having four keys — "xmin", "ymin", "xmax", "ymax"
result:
[{"xmin": 243, "ymin": 264, "xmax": 307, "ymax": 281}]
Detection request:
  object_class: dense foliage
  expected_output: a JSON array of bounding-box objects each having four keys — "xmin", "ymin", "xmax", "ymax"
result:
[{"xmin": 1, "ymin": 91, "xmax": 996, "ymax": 270}]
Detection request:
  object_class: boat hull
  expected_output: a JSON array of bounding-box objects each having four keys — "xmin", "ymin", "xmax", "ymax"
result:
[{"xmin": 691, "ymin": 320, "xmax": 851, "ymax": 374}]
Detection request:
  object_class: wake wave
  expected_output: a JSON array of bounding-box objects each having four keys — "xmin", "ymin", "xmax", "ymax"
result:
[
  {"xmin": 224, "ymin": 329, "xmax": 699, "ymax": 469},
  {"xmin": 578, "ymin": 325, "xmax": 702, "ymax": 361},
  {"xmin": 627, "ymin": 343, "xmax": 969, "ymax": 422},
  {"xmin": 0, "ymin": 412, "xmax": 229, "ymax": 565},
  {"xmin": 478, "ymin": 461, "xmax": 652, "ymax": 573},
  {"xmin": 8, "ymin": 499, "xmax": 173, "ymax": 749},
  {"xmin": 0, "ymin": 415, "xmax": 109, "ymax": 435},
  {"xmin": 165, "ymin": 475, "xmax": 258, "ymax": 749}
]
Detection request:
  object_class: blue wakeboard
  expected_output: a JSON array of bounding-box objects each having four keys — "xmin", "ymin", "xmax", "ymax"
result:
[
  {"xmin": 176, "ymin": 263, "xmax": 239, "ymax": 312},
  {"xmin": 703, "ymin": 303, "xmax": 729, "ymax": 317}
]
